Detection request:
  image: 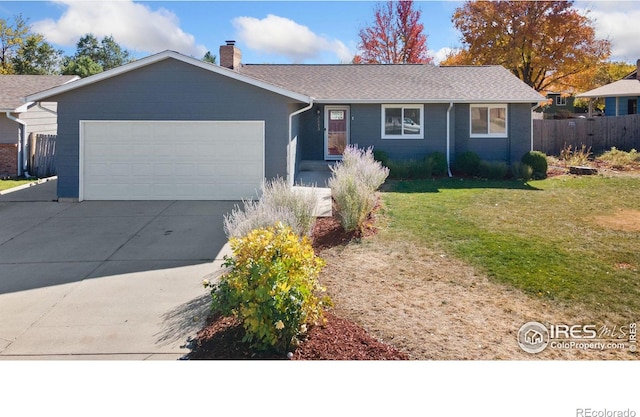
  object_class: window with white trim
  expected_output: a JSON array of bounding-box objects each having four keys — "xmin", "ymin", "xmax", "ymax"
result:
[
  {"xmin": 555, "ymin": 96, "xmax": 567, "ymax": 106},
  {"xmin": 381, "ymin": 105, "xmax": 423, "ymax": 139},
  {"xmin": 470, "ymin": 104, "xmax": 507, "ymax": 137}
]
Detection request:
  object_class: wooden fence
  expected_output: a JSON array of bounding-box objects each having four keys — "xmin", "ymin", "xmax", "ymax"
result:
[
  {"xmin": 28, "ymin": 133, "xmax": 56, "ymax": 178},
  {"xmin": 533, "ymin": 114, "xmax": 640, "ymax": 156}
]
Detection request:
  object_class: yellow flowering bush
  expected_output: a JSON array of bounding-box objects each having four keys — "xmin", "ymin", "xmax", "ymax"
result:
[{"xmin": 206, "ymin": 223, "xmax": 330, "ymax": 352}]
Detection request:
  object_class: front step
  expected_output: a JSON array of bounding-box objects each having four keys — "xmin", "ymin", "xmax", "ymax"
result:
[{"xmin": 298, "ymin": 160, "xmax": 338, "ymax": 172}]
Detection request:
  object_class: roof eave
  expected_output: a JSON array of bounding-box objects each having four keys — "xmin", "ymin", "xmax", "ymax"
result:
[
  {"xmin": 25, "ymin": 51, "xmax": 311, "ymax": 104},
  {"xmin": 313, "ymin": 98, "xmax": 545, "ymax": 104}
]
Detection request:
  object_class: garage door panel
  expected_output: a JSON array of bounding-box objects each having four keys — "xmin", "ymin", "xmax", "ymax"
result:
[{"xmin": 81, "ymin": 121, "xmax": 264, "ymax": 200}]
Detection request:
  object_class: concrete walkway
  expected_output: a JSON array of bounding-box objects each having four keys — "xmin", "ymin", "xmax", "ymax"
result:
[{"xmin": 0, "ymin": 180, "xmax": 235, "ymax": 360}]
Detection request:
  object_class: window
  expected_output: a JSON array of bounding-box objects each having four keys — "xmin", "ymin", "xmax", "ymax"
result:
[
  {"xmin": 555, "ymin": 96, "xmax": 567, "ymax": 106},
  {"xmin": 382, "ymin": 105, "xmax": 423, "ymax": 139},
  {"xmin": 470, "ymin": 104, "xmax": 507, "ymax": 137}
]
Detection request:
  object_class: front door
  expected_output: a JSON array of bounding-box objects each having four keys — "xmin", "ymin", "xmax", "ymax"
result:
[{"xmin": 325, "ymin": 106, "xmax": 350, "ymax": 160}]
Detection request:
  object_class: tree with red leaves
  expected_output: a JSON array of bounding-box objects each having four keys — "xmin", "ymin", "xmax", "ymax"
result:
[{"xmin": 354, "ymin": 0, "xmax": 432, "ymax": 64}]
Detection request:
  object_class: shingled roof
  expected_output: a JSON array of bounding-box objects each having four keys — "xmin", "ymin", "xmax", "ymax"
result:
[
  {"xmin": 239, "ymin": 64, "xmax": 544, "ymax": 103},
  {"xmin": 0, "ymin": 75, "xmax": 78, "ymax": 111}
]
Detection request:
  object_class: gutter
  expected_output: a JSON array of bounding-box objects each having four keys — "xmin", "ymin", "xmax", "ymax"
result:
[
  {"xmin": 37, "ymin": 102, "xmax": 58, "ymax": 116},
  {"xmin": 530, "ymin": 103, "xmax": 542, "ymax": 151},
  {"xmin": 446, "ymin": 102, "xmax": 453, "ymax": 177},
  {"xmin": 5, "ymin": 112, "xmax": 28, "ymax": 177},
  {"xmin": 287, "ymin": 100, "xmax": 314, "ymax": 187}
]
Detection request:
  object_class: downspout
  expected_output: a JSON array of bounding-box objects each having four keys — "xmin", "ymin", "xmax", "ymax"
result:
[
  {"xmin": 5, "ymin": 112, "xmax": 27, "ymax": 177},
  {"xmin": 287, "ymin": 100, "xmax": 314, "ymax": 187},
  {"xmin": 531, "ymin": 103, "xmax": 542, "ymax": 151},
  {"xmin": 446, "ymin": 102, "xmax": 453, "ymax": 177}
]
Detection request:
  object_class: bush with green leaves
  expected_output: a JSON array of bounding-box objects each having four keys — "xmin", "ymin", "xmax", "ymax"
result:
[
  {"xmin": 522, "ymin": 151, "xmax": 548, "ymax": 179},
  {"xmin": 205, "ymin": 223, "xmax": 329, "ymax": 352},
  {"xmin": 478, "ymin": 161, "xmax": 508, "ymax": 180},
  {"xmin": 373, "ymin": 149, "xmax": 390, "ymax": 166},
  {"xmin": 224, "ymin": 177, "xmax": 317, "ymax": 238},
  {"xmin": 427, "ymin": 152, "xmax": 448, "ymax": 176},
  {"xmin": 510, "ymin": 162, "xmax": 533, "ymax": 181},
  {"xmin": 386, "ymin": 158, "xmax": 432, "ymax": 180},
  {"xmin": 329, "ymin": 145, "xmax": 389, "ymax": 233},
  {"xmin": 453, "ymin": 151, "xmax": 481, "ymax": 176}
]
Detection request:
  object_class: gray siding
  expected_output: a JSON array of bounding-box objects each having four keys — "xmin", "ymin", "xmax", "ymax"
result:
[
  {"xmin": 453, "ymin": 103, "xmax": 532, "ymax": 164},
  {"xmin": 298, "ymin": 103, "xmax": 450, "ymax": 161},
  {"xmin": 509, "ymin": 103, "xmax": 533, "ymax": 162},
  {"xmin": 21, "ymin": 102, "xmax": 59, "ymax": 137},
  {"xmin": 50, "ymin": 59, "xmax": 303, "ymax": 199}
]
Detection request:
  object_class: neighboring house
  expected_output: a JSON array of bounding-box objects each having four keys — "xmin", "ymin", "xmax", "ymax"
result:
[
  {"xmin": 577, "ymin": 60, "xmax": 640, "ymax": 117},
  {"xmin": 26, "ymin": 42, "xmax": 543, "ymax": 201},
  {"xmin": 0, "ymin": 75, "xmax": 79, "ymax": 176},
  {"xmin": 540, "ymin": 92, "xmax": 576, "ymax": 118}
]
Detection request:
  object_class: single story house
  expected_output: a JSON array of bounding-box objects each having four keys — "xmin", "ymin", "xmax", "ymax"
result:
[
  {"xmin": 0, "ymin": 75, "xmax": 78, "ymax": 176},
  {"xmin": 26, "ymin": 42, "xmax": 543, "ymax": 201},
  {"xmin": 577, "ymin": 60, "xmax": 640, "ymax": 117}
]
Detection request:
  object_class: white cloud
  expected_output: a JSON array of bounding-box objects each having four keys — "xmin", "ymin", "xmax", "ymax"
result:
[
  {"xmin": 582, "ymin": 2, "xmax": 640, "ymax": 62},
  {"xmin": 233, "ymin": 14, "xmax": 353, "ymax": 63},
  {"xmin": 32, "ymin": 0, "xmax": 207, "ymax": 57},
  {"xmin": 430, "ymin": 47, "xmax": 459, "ymax": 65}
]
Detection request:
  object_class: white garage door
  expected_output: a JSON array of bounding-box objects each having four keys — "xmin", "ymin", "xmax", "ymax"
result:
[{"xmin": 80, "ymin": 120, "xmax": 264, "ymax": 200}]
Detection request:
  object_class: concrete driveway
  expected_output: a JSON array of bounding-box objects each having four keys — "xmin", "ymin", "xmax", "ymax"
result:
[{"xmin": 0, "ymin": 179, "xmax": 235, "ymax": 360}]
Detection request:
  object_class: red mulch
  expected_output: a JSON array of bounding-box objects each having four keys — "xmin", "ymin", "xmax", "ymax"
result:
[{"xmin": 185, "ymin": 199, "xmax": 408, "ymax": 360}]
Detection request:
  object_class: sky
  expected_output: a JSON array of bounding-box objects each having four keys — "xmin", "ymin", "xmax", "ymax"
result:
[{"xmin": 1, "ymin": 0, "xmax": 640, "ymax": 65}]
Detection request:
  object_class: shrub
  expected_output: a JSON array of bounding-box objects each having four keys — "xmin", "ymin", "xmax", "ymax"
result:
[
  {"xmin": 522, "ymin": 151, "xmax": 548, "ymax": 179},
  {"xmin": 510, "ymin": 162, "xmax": 533, "ymax": 181},
  {"xmin": 453, "ymin": 151, "xmax": 481, "ymax": 176},
  {"xmin": 386, "ymin": 158, "xmax": 432, "ymax": 180},
  {"xmin": 329, "ymin": 145, "xmax": 389, "ymax": 232},
  {"xmin": 206, "ymin": 223, "xmax": 329, "ymax": 352},
  {"xmin": 329, "ymin": 172, "xmax": 377, "ymax": 232},
  {"xmin": 339, "ymin": 145, "xmax": 389, "ymax": 191},
  {"xmin": 598, "ymin": 147, "xmax": 640, "ymax": 170},
  {"xmin": 223, "ymin": 177, "xmax": 317, "ymax": 238},
  {"xmin": 427, "ymin": 152, "xmax": 448, "ymax": 176},
  {"xmin": 478, "ymin": 161, "xmax": 508, "ymax": 180},
  {"xmin": 373, "ymin": 149, "xmax": 390, "ymax": 166},
  {"xmin": 260, "ymin": 177, "xmax": 317, "ymax": 236},
  {"xmin": 559, "ymin": 144, "xmax": 591, "ymax": 167}
]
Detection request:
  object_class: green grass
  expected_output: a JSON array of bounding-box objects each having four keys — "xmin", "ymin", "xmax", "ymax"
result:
[
  {"xmin": 383, "ymin": 176, "xmax": 640, "ymax": 320},
  {"xmin": 0, "ymin": 179, "xmax": 34, "ymax": 192}
]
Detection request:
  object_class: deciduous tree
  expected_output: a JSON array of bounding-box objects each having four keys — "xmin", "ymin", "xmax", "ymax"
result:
[
  {"xmin": 12, "ymin": 34, "xmax": 63, "ymax": 75},
  {"xmin": 0, "ymin": 14, "xmax": 29, "ymax": 74},
  {"xmin": 354, "ymin": 0, "xmax": 432, "ymax": 64},
  {"xmin": 443, "ymin": 1, "xmax": 610, "ymax": 93},
  {"xmin": 62, "ymin": 34, "xmax": 133, "ymax": 77}
]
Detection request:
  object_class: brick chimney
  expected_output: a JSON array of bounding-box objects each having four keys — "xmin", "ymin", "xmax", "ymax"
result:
[{"xmin": 220, "ymin": 40, "xmax": 241, "ymax": 71}]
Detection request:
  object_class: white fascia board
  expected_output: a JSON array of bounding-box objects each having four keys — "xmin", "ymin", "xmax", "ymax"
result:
[
  {"xmin": 313, "ymin": 98, "xmax": 544, "ymax": 104},
  {"xmin": 25, "ymin": 50, "xmax": 311, "ymax": 104}
]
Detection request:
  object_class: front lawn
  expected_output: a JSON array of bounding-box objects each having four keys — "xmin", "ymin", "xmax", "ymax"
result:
[
  {"xmin": 383, "ymin": 176, "xmax": 640, "ymax": 321},
  {"xmin": 0, "ymin": 179, "xmax": 34, "ymax": 192}
]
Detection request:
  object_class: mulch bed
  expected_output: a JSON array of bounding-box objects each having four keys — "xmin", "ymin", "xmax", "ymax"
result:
[{"xmin": 185, "ymin": 199, "xmax": 408, "ymax": 360}]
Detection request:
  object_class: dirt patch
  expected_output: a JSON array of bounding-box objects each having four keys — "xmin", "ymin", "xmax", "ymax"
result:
[
  {"xmin": 319, "ymin": 238, "xmax": 636, "ymax": 360},
  {"xmin": 592, "ymin": 209, "xmax": 640, "ymax": 232}
]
